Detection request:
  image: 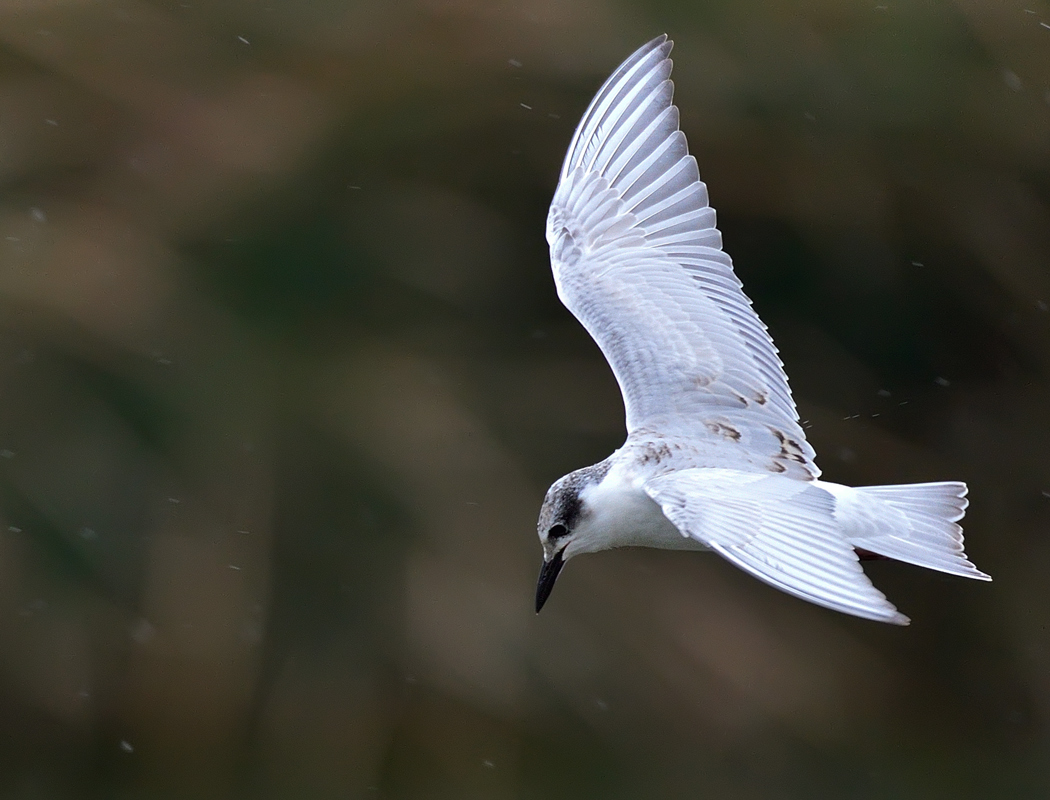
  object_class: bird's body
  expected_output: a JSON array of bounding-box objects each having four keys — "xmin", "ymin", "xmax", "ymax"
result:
[{"xmin": 535, "ymin": 35, "xmax": 990, "ymax": 624}]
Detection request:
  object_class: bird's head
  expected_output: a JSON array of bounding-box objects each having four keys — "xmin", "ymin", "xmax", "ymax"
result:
[{"xmin": 535, "ymin": 461, "xmax": 611, "ymax": 612}]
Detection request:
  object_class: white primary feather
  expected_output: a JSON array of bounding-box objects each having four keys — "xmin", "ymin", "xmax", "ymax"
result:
[
  {"xmin": 644, "ymin": 469, "xmax": 909, "ymax": 624},
  {"xmin": 547, "ymin": 35, "xmax": 816, "ymax": 479}
]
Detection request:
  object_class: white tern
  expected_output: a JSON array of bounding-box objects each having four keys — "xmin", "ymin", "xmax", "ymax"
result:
[{"xmin": 535, "ymin": 35, "xmax": 990, "ymax": 624}]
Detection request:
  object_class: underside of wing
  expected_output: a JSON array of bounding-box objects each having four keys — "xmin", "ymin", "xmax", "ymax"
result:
[
  {"xmin": 644, "ymin": 469, "xmax": 909, "ymax": 624},
  {"xmin": 547, "ymin": 36, "xmax": 817, "ymax": 477}
]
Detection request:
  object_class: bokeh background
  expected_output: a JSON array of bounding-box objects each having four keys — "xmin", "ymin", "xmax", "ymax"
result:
[{"xmin": 0, "ymin": 0, "xmax": 1047, "ymax": 796}]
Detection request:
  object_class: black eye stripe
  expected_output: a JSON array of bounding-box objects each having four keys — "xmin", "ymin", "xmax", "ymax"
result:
[{"xmin": 548, "ymin": 523, "xmax": 568, "ymax": 539}]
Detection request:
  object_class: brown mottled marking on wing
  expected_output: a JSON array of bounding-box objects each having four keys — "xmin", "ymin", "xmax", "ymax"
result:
[
  {"xmin": 638, "ymin": 441, "xmax": 674, "ymax": 466},
  {"xmin": 705, "ymin": 421, "xmax": 741, "ymax": 442},
  {"xmin": 772, "ymin": 428, "xmax": 808, "ymax": 464},
  {"xmin": 692, "ymin": 374, "xmax": 714, "ymax": 389}
]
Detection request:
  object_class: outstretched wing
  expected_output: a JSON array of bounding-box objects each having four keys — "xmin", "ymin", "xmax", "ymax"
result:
[
  {"xmin": 548, "ymin": 36, "xmax": 816, "ymax": 477},
  {"xmin": 645, "ymin": 469, "xmax": 909, "ymax": 624}
]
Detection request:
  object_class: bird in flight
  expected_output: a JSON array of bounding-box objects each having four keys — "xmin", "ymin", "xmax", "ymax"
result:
[{"xmin": 535, "ymin": 35, "xmax": 990, "ymax": 624}]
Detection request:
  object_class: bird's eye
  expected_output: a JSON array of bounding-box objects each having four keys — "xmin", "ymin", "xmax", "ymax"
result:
[{"xmin": 548, "ymin": 523, "xmax": 568, "ymax": 539}]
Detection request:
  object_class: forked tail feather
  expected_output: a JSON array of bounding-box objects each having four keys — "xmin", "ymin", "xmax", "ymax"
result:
[{"xmin": 819, "ymin": 480, "xmax": 991, "ymax": 580}]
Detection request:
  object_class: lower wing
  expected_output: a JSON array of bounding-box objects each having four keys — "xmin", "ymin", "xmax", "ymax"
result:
[{"xmin": 644, "ymin": 468, "xmax": 909, "ymax": 624}]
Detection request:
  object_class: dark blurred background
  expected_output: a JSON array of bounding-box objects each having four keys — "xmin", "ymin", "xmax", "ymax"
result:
[{"xmin": 0, "ymin": 0, "xmax": 1047, "ymax": 797}]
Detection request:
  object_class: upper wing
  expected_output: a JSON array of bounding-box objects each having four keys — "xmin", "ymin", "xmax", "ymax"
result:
[
  {"xmin": 548, "ymin": 36, "xmax": 816, "ymax": 477},
  {"xmin": 644, "ymin": 469, "xmax": 909, "ymax": 624}
]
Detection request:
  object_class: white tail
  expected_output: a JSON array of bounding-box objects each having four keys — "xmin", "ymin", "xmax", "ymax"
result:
[{"xmin": 817, "ymin": 480, "xmax": 991, "ymax": 581}]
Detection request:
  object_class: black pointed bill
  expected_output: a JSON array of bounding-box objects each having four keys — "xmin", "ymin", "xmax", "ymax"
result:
[{"xmin": 535, "ymin": 549, "xmax": 565, "ymax": 613}]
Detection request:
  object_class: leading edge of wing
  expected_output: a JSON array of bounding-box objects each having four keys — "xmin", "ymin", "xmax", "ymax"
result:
[
  {"xmin": 645, "ymin": 470, "xmax": 909, "ymax": 624},
  {"xmin": 547, "ymin": 37, "xmax": 812, "ymax": 468}
]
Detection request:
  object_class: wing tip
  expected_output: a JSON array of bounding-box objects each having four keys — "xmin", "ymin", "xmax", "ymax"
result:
[
  {"xmin": 971, "ymin": 569, "xmax": 993, "ymax": 582},
  {"xmin": 633, "ymin": 35, "xmax": 673, "ymax": 69},
  {"xmin": 647, "ymin": 33, "xmax": 671, "ymax": 50}
]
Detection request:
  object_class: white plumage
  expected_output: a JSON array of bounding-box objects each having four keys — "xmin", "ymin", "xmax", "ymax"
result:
[{"xmin": 534, "ymin": 35, "xmax": 989, "ymax": 624}]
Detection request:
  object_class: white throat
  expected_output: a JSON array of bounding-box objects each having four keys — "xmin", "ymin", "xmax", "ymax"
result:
[{"xmin": 567, "ymin": 469, "xmax": 707, "ymax": 557}]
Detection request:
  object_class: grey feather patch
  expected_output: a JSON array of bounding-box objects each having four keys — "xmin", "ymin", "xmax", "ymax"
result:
[{"xmin": 538, "ymin": 458, "xmax": 612, "ymax": 534}]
